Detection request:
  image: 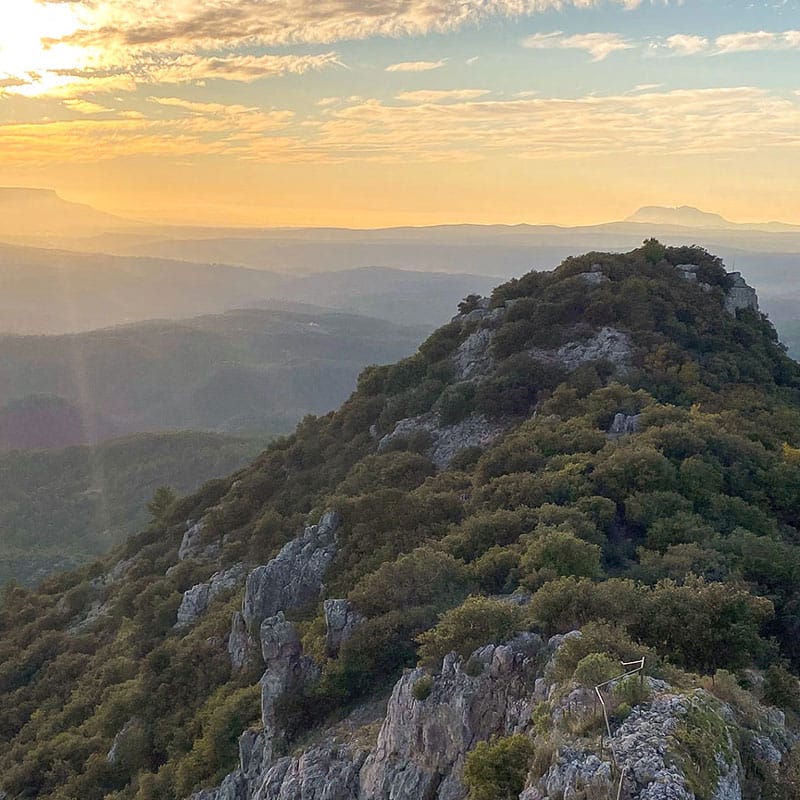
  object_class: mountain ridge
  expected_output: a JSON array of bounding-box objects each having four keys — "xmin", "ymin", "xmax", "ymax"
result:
[{"xmin": 2, "ymin": 243, "xmax": 800, "ymax": 799}]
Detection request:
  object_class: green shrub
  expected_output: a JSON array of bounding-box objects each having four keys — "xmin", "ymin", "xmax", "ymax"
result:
[
  {"xmin": 412, "ymin": 675, "xmax": 434, "ymax": 701},
  {"xmin": 464, "ymin": 735, "xmax": 535, "ymax": 800},
  {"xmin": 417, "ymin": 596, "xmax": 524, "ymax": 668},
  {"xmin": 763, "ymin": 665, "xmax": 800, "ymax": 711},
  {"xmin": 573, "ymin": 653, "xmax": 619, "ymax": 688}
]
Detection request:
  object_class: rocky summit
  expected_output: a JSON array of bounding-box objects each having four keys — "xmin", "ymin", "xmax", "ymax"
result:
[{"xmin": 2, "ymin": 242, "xmax": 800, "ymax": 800}]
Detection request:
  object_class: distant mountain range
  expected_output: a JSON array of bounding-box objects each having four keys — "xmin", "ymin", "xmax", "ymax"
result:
[
  {"xmin": 626, "ymin": 205, "xmax": 800, "ymax": 232},
  {"xmin": 0, "ymin": 188, "xmax": 797, "ymax": 331}
]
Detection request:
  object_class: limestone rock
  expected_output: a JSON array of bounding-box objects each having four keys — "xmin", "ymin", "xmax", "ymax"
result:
[
  {"xmin": 242, "ymin": 511, "xmax": 340, "ymax": 634},
  {"xmin": 175, "ymin": 563, "xmax": 247, "ymax": 629},
  {"xmin": 324, "ymin": 599, "xmax": 365, "ymax": 657},
  {"xmin": 67, "ymin": 598, "xmax": 112, "ymax": 634},
  {"xmin": 530, "ymin": 326, "xmax": 634, "ymax": 375},
  {"xmin": 450, "ymin": 296, "xmax": 504, "ymax": 325},
  {"xmin": 253, "ymin": 745, "xmax": 366, "ymax": 800},
  {"xmin": 676, "ymin": 263, "xmax": 700, "ymax": 283},
  {"xmin": 228, "ymin": 611, "xmax": 256, "ymax": 670},
  {"xmin": 575, "ymin": 271, "xmax": 610, "ymax": 286},
  {"xmin": 178, "ymin": 520, "xmax": 221, "ymax": 562},
  {"xmin": 453, "ymin": 328, "xmax": 495, "ymax": 381},
  {"xmin": 608, "ymin": 412, "xmax": 642, "ymax": 438},
  {"xmin": 725, "ymin": 272, "xmax": 759, "ymax": 315},
  {"xmin": 358, "ymin": 636, "xmax": 542, "ymax": 800},
  {"xmin": 521, "ymin": 750, "xmax": 613, "ymax": 800},
  {"xmin": 378, "ymin": 411, "xmax": 505, "ymax": 470},
  {"xmin": 191, "ymin": 629, "xmax": 786, "ymax": 800},
  {"xmin": 106, "ymin": 717, "xmax": 142, "ymax": 765},
  {"xmin": 259, "ymin": 612, "xmax": 321, "ymax": 764}
]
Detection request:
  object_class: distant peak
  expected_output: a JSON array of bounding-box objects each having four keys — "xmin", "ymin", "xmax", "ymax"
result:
[
  {"xmin": 0, "ymin": 187, "xmax": 59, "ymax": 200},
  {"xmin": 626, "ymin": 205, "xmax": 733, "ymax": 229}
]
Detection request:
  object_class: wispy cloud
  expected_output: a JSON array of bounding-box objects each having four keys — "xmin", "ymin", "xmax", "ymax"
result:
[
  {"xmin": 715, "ymin": 30, "xmax": 800, "ymax": 54},
  {"xmin": 3, "ymin": 86, "xmax": 799, "ymax": 168},
  {"xmin": 395, "ymin": 89, "xmax": 490, "ymax": 103},
  {"xmin": 522, "ymin": 31, "xmax": 635, "ymax": 61},
  {"xmin": 386, "ymin": 60, "xmax": 447, "ymax": 72},
  {"xmin": 663, "ymin": 29, "xmax": 800, "ymax": 56},
  {"xmin": 665, "ymin": 34, "xmax": 709, "ymax": 55},
  {"xmin": 55, "ymin": 1, "xmax": 643, "ymax": 52}
]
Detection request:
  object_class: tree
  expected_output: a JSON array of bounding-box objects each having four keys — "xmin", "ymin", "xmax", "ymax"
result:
[
  {"xmin": 147, "ymin": 485, "xmax": 177, "ymax": 523},
  {"xmin": 519, "ymin": 528, "xmax": 603, "ymax": 589},
  {"xmin": 458, "ymin": 294, "xmax": 483, "ymax": 315},
  {"xmin": 641, "ymin": 238, "xmax": 667, "ymax": 265}
]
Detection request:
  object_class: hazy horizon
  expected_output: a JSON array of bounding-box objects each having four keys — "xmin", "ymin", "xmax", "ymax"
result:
[
  {"xmin": 2, "ymin": 186, "xmax": 800, "ymax": 231},
  {"xmin": 2, "ymin": 0, "xmax": 800, "ymax": 226}
]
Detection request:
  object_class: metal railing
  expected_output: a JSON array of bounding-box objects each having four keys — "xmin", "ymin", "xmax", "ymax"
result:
[{"xmin": 594, "ymin": 658, "xmax": 646, "ymax": 800}]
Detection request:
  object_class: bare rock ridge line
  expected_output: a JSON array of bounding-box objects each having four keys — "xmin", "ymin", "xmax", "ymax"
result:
[{"xmin": 193, "ymin": 627, "xmax": 792, "ymax": 800}]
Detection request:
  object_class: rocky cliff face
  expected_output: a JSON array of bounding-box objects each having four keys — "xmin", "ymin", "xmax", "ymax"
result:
[{"xmin": 195, "ymin": 625, "xmax": 792, "ymax": 800}]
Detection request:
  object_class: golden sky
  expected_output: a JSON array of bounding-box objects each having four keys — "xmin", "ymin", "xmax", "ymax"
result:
[{"xmin": 1, "ymin": 0, "xmax": 799, "ymax": 226}]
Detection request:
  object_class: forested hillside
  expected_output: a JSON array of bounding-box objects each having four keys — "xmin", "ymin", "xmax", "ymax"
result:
[
  {"xmin": 0, "ymin": 308, "xmax": 426, "ymax": 447},
  {"xmin": 2, "ymin": 242, "xmax": 800, "ymax": 799},
  {"xmin": 0, "ymin": 432, "xmax": 267, "ymax": 586}
]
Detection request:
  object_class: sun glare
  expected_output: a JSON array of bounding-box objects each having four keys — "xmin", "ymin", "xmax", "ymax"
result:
[{"xmin": 0, "ymin": 0, "xmax": 85, "ymax": 95}]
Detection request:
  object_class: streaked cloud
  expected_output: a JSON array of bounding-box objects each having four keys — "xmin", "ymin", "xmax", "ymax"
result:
[
  {"xmin": 54, "ymin": 1, "xmax": 643, "ymax": 52},
  {"xmin": 522, "ymin": 31, "xmax": 635, "ymax": 61},
  {"xmin": 303, "ymin": 87, "xmax": 800, "ymax": 163},
  {"xmin": 395, "ymin": 89, "xmax": 490, "ymax": 103},
  {"xmin": 3, "ymin": 86, "xmax": 798, "ymax": 169},
  {"xmin": 386, "ymin": 60, "xmax": 447, "ymax": 72},
  {"xmin": 663, "ymin": 29, "xmax": 800, "ymax": 56}
]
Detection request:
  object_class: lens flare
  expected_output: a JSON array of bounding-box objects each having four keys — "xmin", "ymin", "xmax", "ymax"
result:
[{"xmin": 0, "ymin": 0, "xmax": 86, "ymax": 95}]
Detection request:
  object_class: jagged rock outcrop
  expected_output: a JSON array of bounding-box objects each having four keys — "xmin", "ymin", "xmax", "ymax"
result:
[
  {"xmin": 450, "ymin": 296, "xmax": 505, "ymax": 326},
  {"xmin": 241, "ymin": 511, "xmax": 340, "ymax": 635},
  {"xmin": 67, "ymin": 598, "xmax": 112, "ymax": 634},
  {"xmin": 359, "ymin": 634, "xmax": 543, "ymax": 800},
  {"xmin": 453, "ymin": 328, "xmax": 495, "ymax": 381},
  {"xmin": 178, "ymin": 520, "xmax": 221, "ymax": 562},
  {"xmin": 324, "ymin": 599, "xmax": 365, "ymax": 657},
  {"xmin": 725, "ymin": 272, "xmax": 759, "ymax": 314},
  {"xmin": 175, "ymin": 564, "xmax": 248, "ymax": 629},
  {"xmin": 254, "ymin": 744, "xmax": 367, "ymax": 800},
  {"xmin": 106, "ymin": 717, "xmax": 143, "ymax": 765},
  {"xmin": 378, "ymin": 411, "xmax": 506, "ymax": 470},
  {"xmin": 530, "ymin": 326, "xmax": 634, "ymax": 375},
  {"xmin": 194, "ymin": 627, "xmax": 793, "ymax": 800},
  {"xmin": 259, "ymin": 613, "xmax": 320, "ymax": 763},
  {"xmin": 608, "ymin": 412, "xmax": 642, "ymax": 438},
  {"xmin": 228, "ymin": 611, "xmax": 255, "ymax": 669}
]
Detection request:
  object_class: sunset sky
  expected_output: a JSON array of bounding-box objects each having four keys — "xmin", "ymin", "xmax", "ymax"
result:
[{"xmin": 1, "ymin": 0, "xmax": 799, "ymax": 226}]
